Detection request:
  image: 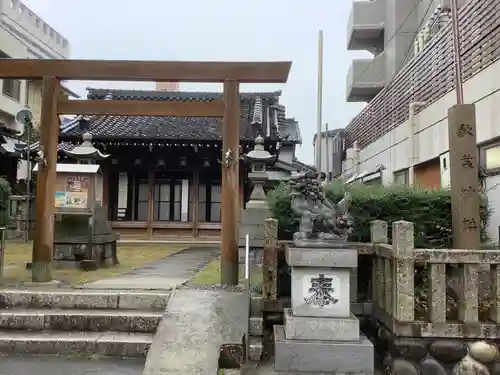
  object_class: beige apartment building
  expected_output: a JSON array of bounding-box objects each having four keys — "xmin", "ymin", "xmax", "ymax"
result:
[{"xmin": 0, "ymin": 0, "xmax": 73, "ymax": 132}]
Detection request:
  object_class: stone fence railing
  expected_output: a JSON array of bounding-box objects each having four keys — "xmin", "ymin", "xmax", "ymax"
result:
[
  {"xmin": 262, "ymin": 218, "xmax": 500, "ymax": 373},
  {"xmin": 263, "ymin": 218, "xmax": 500, "ymax": 338},
  {"xmin": 370, "ymin": 219, "xmax": 500, "ymax": 339}
]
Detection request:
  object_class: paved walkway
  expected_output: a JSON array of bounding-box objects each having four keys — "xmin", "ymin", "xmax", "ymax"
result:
[{"xmin": 77, "ymin": 246, "xmax": 219, "ymax": 290}]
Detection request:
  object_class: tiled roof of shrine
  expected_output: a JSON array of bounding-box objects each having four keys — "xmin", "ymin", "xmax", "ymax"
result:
[{"xmin": 57, "ymin": 88, "xmax": 301, "ymax": 143}]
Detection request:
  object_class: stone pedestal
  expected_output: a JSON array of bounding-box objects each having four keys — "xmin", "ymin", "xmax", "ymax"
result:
[
  {"xmin": 238, "ymin": 197, "xmax": 269, "ymax": 249},
  {"xmin": 53, "ymin": 206, "xmax": 119, "ymax": 269},
  {"xmin": 273, "ymin": 241, "xmax": 374, "ymax": 375}
]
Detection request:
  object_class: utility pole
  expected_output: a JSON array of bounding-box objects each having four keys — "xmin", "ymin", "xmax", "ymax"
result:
[
  {"xmin": 324, "ymin": 123, "xmax": 330, "ymax": 182},
  {"xmin": 450, "ymin": 0, "xmax": 464, "ymax": 104},
  {"xmin": 316, "ymin": 30, "xmax": 324, "ymax": 178}
]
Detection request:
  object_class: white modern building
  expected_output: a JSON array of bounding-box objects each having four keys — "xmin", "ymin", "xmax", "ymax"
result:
[
  {"xmin": 342, "ymin": 0, "xmax": 500, "ymax": 241},
  {"xmin": 0, "ymin": 0, "xmax": 71, "ymax": 131},
  {"xmin": 313, "ymin": 129, "xmax": 346, "ymax": 179}
]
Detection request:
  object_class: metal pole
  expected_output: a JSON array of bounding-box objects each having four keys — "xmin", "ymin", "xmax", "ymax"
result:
[
  {"xmin": 450, "ymin": 0, "xmax": 464, "ymax": 104},
  {"xmin": 316, "ymin": 30, "xmax": 324, "ymax": 178},
  {"xmin": 0, "ymin": 227, "xmax": 5, "ymax": 279},
  {"xmin": 244, "ymin": 233, "xmax": 250, "ymax": 361},
  {"xmin": 24, "ymin": 123, "xmax": 31, "ymax": 243},
  {"xmin": 325, "ymin": 123, "xmax": 330, "ymax": 182}
]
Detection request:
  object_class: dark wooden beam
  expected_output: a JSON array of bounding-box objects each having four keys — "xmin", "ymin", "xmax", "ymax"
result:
[
  {"xmin": 58, "ymin": 99, "xmax": 225, "ymax": 117},
  {"xmin": 220, "ymin": 80, "xmax": 240, "ymax": 285},
  {"xmin": 0, "ymin": 60, "xmax": 292, "ymax": 83},
  {"xmin": 32, "ymin": 77, "xmax": 60, "ymax": 282}
]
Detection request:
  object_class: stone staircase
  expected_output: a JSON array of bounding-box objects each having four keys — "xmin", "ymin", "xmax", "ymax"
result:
[
  {"xmin": 0, "ymin": 289, "xmax": 171, "ymax": 357},
  {"xmin": 248, "ymin": 293, "xmax": 264, "ymax": 361}
]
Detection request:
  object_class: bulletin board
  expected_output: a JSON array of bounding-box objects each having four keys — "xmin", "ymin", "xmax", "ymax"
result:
[{"xmin": 55, "ymin": 175, "xmax": 89, "ymax": 209}]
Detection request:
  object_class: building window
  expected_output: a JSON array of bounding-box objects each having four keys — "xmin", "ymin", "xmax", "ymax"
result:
[
  {"xmin": 199, "ymin": 181, "xmax": 221, "ymax": 222},
  {"xmin": 364, "ymin": 177, "xmax": 382, "ymax": 186},
  {"xmin": 35, "ymin": 18, "xmax": 40, "ymax": 28},
  {"xmin": 153, "ymin": 180, "xmax": 181, "ymax": 221},
  {"xmin": 136, "ymin": 179, "xmax": 183, "ymax": 221},
  {"xmin": 481, "ymin": 142, "xmax": 500, "ymax": 174},
  {"xmin": 2, "ymin": 79, "xmax": 21, "ymax": 101},
  {"xmin": 393, "ymin": 169, "xmax": 409, "ymax": 185},
  {"xmin": 136, "ymin": 180, "xmax": 148, "ymax": 221}
]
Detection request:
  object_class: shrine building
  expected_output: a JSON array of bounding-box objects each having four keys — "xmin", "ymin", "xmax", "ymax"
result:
[{"xmin": 32, "ymin": 88, "xmax": 309, "ymax": 240}]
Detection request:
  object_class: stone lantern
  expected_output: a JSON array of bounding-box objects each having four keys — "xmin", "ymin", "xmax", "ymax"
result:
[
  {"xmin": 238, "ymin": 135, "xmax": 276, "ymax": 250},
  {"xmin": 63, "ymin": 132, "xmax": 109, "ymax": 163},
  {"xmin": 244, "ymin": 135, "xmax": 276, "ymax": 204}
]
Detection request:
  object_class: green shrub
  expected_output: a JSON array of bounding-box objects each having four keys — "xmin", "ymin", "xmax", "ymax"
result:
[
  {"xmin": 0, "ymin": 177, "xmax": 12, "ymax": 227},
  {"xmin": 267, "ymin": 181, "xmax": 491, "ymax": 248}
]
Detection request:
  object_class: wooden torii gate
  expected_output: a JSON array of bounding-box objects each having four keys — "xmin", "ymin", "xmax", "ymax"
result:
[{"xmin": 0, "ymin": 59, "xmax": 291, "ymax": 284}]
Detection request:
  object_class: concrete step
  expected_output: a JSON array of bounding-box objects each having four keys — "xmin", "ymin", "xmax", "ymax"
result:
[
  {"xmin": 0, "ymin": 308, "xmax": 162, "ymax": 333},
  {"xmin": 248, "ymin": 316, "xmax": 263, "ymax": 336},
  {"xmin": 0, "ymin": 289, "xmax": 170, "ymax": 311},
  {"xmin": 248, "ymin": 336, "xmax": 263, "ymax": 362},
  {"xmin": 0, "ymin": 330, "xmax": 153, "ymax": 357}
]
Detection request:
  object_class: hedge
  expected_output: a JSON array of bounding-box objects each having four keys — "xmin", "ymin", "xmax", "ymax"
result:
[
  {"xmin": 0, "ymin": 177, "xmax": 11, "ymax": 227},
  {"xmin": 267, "ymin": 181, "xmax": 491, "ymax": 248}
]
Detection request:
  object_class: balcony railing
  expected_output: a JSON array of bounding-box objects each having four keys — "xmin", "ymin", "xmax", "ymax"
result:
[
  {"xmin": 347, "ymin": 0, "xmax": 385, "ymax": 52},
  {"xmin": 346, "ymin": 52, "xmax": 385, "ymax": 102}
]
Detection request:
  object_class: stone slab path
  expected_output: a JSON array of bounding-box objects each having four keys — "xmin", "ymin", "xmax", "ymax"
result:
[{"xmin": 77, "ymin": 246, "xmax": 219, "ymax": 290}]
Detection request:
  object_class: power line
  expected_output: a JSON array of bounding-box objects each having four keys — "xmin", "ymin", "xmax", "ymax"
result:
[{"xmin": 347, "ymin": 0, "xmax": 424, "ymax": 92}]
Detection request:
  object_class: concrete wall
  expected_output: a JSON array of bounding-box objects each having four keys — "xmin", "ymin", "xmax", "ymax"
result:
[
  {"xmin": 279, "ymin": 145, "xmax": 294, "ymax": 164},
  {"xmin": 343, "ymin": 57, "xmax": 500, "ymax": 241},
  {"xmin": 0, "ymin": 0, "xmax": 69, "ymax": 59},
  {"xmin": 0, "ymin": 0, "xmax": 70, "ymax": 130},
  {"xmin": 347, "ymin": 0, "xmax": 469, "ymax": 101}
]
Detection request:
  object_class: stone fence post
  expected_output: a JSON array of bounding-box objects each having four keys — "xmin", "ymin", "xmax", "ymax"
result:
[
  {"xmin": 371, "ymin": 220, "xmax": 388, "ymax": 309},
  {"xmin": 392, "ymin": 220, "xmax": 415, "ymax": 322},
  {"xmin": 262, "ymin": 218, "xmax": 278, "ymax": 301},
  {"xmin": 371, "ymin": 220, "xmax": 388, "ymax": 244}
]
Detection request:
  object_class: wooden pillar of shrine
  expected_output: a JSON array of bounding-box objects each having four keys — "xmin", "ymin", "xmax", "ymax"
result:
[
  {"xmin": 32, "ymin": 77, "xmax": 60, "ymax": 282},
  {"xmin": 448, "ymin": 104, "xmax": 480, "ymax": 249},
  {"xmin": 192, "ymin": 170, "xmax": 200, "ymax": 237},
  {"xmin": 147, "ymin": 162, "xmax": 155, "ymax": 239},
  {"xmin": 102, "ymin": 160, "xmax": 109, "ymax": 209},
  {"xmin": 221, "ymin": 80, "xmax": 240, "ymax": 285}
]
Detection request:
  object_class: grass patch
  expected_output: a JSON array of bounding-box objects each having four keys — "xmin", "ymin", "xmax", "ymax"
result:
[
  {"xmin": 1, "ymin": 241, "xmax": 184, "ymax": 286},
  {"xmin": 190, "ymin": 257, "xmax": 262, "ymax": 288}
]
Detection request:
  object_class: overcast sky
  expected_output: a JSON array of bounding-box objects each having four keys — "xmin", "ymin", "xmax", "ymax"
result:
[{"xmin": 23, "ymin": 0, "xmax": 369, "ymax": 164}]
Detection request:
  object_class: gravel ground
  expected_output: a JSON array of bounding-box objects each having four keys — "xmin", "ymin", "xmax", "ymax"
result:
[{"xmin": 0, "ymin": 355, "xmax": 144, "ymax": 375}]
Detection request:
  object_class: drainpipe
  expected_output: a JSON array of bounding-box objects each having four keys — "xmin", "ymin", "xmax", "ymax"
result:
[
  {"xmin": 408, "ymin": 102, "xmax": 427, "ymax": 186},
  {"xmin": 353, "ymin": 141, "xmax": 361, "ymax": 175}
]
